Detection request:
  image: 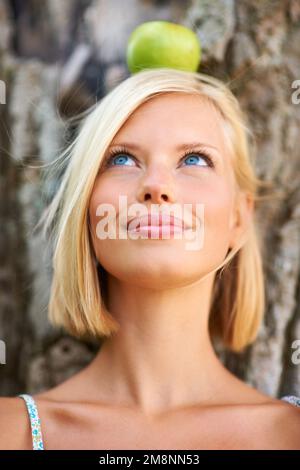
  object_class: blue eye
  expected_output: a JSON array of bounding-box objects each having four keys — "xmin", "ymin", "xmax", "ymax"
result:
[
  {"xmin": 103, "ymin": 147, "xmax": 214, "ymax": 170},
  {"xmin": 183, "ymin": 154, "xmax": 208, "ymax": 166},
  {"xmin": 107, "ymin": 154, "xmax": 135, "ymax": 166}
]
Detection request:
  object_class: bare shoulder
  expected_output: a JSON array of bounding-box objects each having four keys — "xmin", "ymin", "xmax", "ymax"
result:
[
  {"xmin": 250, "ymin": 399, "xmax": 300, "ymax": 449},
  {"xmin": 210, "ymin": 379, "xmax": 300, "ymax": 449},
  {"xmin": 0, "ymin": 396, "xmax": 32, "ymax": 450}
]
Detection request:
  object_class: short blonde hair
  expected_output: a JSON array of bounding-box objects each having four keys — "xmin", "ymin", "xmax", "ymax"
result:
[{"xmin": 39, "ymin": 68, "xmax": 273, "ymax": 353}]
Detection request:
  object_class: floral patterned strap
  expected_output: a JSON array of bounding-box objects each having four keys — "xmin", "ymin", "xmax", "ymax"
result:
[
  {"xmin": 281, "ymin": 395, "xmax": 300, "ymax": 408},
  {"xmin": 18, "ymin": 394, "xmax": 45, "ymax": 450}
]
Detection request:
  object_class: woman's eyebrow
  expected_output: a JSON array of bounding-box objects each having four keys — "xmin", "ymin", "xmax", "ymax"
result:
[{"xmin": 108, "ymin": 141, "xmax": 221, "ymax": 154}]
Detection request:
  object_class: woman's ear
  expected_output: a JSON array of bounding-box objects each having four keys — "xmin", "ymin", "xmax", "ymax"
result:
[{"xmin": 229, "ymin": 191, "xmax": 254, "ymax": 250}]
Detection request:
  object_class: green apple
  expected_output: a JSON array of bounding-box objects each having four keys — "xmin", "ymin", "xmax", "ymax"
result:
[{"xmin": 126, "ymin": 21, "xmax": 201, "ymax": 74}]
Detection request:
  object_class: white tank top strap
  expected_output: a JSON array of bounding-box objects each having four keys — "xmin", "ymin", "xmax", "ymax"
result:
[
  {"xmin": 18, "ymin": 393, "xmax": 45, "ymax": 450},
  {"xmin": 281, "ymin": 395, "xmax": 300, "ymax": 408}
]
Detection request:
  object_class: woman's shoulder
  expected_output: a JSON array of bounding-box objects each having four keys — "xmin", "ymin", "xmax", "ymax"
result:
[
  {"xmin": 249, "ymin": 395, "xmax": 300, "ymax": 449},
  {"xmin": 273, "ymin": 398, "xmax": 300, "ymax": 449},
  {"xmin": 0, "ymin": 396, "xmax": 33, "ymax": 450},
  {"xmin": 218, "ymin": 383, "xmax": 300, "ymax": 449},
  {"xmin": 1, "ymin": 389, "xmax": 299, "ymax": 450}
]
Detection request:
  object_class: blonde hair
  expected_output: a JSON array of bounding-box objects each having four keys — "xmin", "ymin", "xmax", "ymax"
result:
[{"xmin": 38, "ymin": 68, "xmax": 276, "ymax": 353}]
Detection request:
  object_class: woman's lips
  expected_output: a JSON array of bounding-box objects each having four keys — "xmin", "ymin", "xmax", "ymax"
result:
[
  {"xmin": 127, "ymin": 213, "xmax": 192, "ymax": 238},
  {"xmin": 128, "ymin": 225, "xmax": 185, "ymax": 238}
]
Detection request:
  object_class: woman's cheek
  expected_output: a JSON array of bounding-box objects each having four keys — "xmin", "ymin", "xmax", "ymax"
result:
[
  {"xmin": 89, "ymin": 178, "xmax": 131, "ymax": 250},
  {"xmin": 88, "ymin": 181, "xmax": 112, "ymax": 249},
  {"xmin": 196, "ymin": 183, "xmax": 234, "ymax": 253}
]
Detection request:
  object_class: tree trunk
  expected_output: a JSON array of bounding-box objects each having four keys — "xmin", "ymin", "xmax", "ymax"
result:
[{"xmin": 0, "ymin": 0, "xmax": 299, "ymax": 398}]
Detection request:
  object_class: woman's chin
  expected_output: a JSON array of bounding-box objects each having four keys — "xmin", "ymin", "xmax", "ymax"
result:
[{"xmin": 108, "ymin": 260, "xmax": 206, "ymax": 290}]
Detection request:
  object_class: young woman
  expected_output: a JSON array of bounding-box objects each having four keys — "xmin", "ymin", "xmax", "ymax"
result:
[{"xmin": 1, "ymin": 68, "xmax": 299, "ymax": 450}]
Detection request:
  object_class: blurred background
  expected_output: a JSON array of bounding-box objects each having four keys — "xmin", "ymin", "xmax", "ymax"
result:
[{"xmin": 0, "ymin": 0, "xmax": 300, "ymax": 399}]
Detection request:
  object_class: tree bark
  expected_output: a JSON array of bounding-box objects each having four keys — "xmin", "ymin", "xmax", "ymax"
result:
[{"xmin": 0, "ymin": 0, "xmax": 299, "ymax": 398}]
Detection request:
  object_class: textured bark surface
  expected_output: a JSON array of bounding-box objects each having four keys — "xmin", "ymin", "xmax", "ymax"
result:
[{"xmin": 0, "ymin": 0, "xmax": 299, "ymax": 398}]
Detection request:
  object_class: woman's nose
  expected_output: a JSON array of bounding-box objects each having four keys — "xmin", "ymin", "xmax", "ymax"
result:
[
  {"xmin": 136, "ymin": 167, "xmax": 176, "ymax": 205},
  {"xmin": 143, "ymin": 185, "xmax": 169, "ymax": 204}
]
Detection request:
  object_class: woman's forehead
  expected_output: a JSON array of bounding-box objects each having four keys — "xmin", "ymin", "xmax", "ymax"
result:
[
  {"xmin": 125, "ymin": 92, "xmax": 221, "ymax": 123},
  {"xmin": 112, "ymin": 93, "xmax": 229, "ymax": 159}
]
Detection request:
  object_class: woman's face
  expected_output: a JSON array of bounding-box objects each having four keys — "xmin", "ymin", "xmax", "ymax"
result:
[{"xmin": 88, "ymin": 92, "xmax": 249, "ymax": 289}]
